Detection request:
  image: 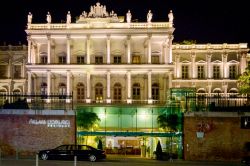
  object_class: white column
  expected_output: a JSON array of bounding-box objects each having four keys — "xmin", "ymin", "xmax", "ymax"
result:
[
  {"xmin": 127, "ymin": 71, "xmax": 132, "ymax": 104},
  {"xmin": 176, "ymin": 54, "xmax": 180, "ymax": 78},
  {"xmin": 127, "ymin": 36, "xmax": 131, "ymax": 64},
  {"xmin": 27, "ymin": 71, "xmax": 32, "ymax": 103},
  {"xmin": 47, "ymin": 35, "xmax": 51, "ymax": 64},
  {"xmin": 240, "ymin": 52, "xmax": 247, "ymax": 74},
  {"xmin": 27, "ymin": 36, "xmax": 31, "ymax": 63},
  {"xmin": 168, "ymin": 35, "xmax": 173, "ymax": 63},
  {"xmin": 87, "ymin": 35, "xmax": 90, "ymax": 64},
  {"xmin": 107, "ymin": 35, "xmax": 110, "ymax": 64},
  {"xmin": 66, "ymin": 70, "xmax": 71, "ymax": 103},
  {"xmin": 163, "ymin": 43, "xmax": 168, "ymax": 64},
  {"xmin": 207, "ymin": 54, "xmax": 212, "ymax": 79},
  {"xmin": 22, "ymin": 59, "xmax": 25, "ymax": 78},
  {"xmin": 168, "ymin": 71, "xmax": 173, "ymax": 89},
  {"xmin": 106, "ymin": 71, "xmax": 111, "ymax": 103},
  {"xmin": 46, "ymin": 70, "xmax": 51, "ymax": 103},
  {"xmin": 86, "ymin": 72, "xmax": 91, "ymax": 103},
  {"xmin": 67, "ymin": 35, "xmax": 71, "ymax": 64},
  {"xmin": 148, "ymin": 71, "xmax": 152, "ymax": 104},
  {"xmin": 7, "ymin": 59, "xmax": 11, "ymax": 78},
  {"xmin": 223, "ymin": 53, "xmax": 228, "ymax": 78},
  {"xmin": 147, "ymin": 35, "xmax": 152, "ymax": 64},
  {"xmin": 191, "ymin": 53, "xmax": 196, "ymax": 78}
]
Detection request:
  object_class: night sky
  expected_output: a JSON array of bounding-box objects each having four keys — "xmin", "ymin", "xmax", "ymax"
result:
[{"xmin": 0, "ymin": 0, "xmax": 249, "ymax": 45}]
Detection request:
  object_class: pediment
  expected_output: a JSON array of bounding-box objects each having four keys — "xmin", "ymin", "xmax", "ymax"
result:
[
  {"xmin": 212, "ymin": 60, "xmax": 221, "ymax": 63},
  {"xmin": 197, "ymin": 60, "xmax": 206, "ymax": 64},
  {"xmin": 228, "ymin": 60, "xmax": 239, "ymax": 64}
]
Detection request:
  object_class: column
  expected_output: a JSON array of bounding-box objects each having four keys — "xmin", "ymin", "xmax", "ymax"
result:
[
  {"xmin": 47, "ymin": 35, "xmax": 51, "ymax": 64},
  {"xmin": 191, "ymin": 53, "xmax": 196, "ymax": 79},
  {"xmin": 176, "ymin": 54, "xmax": 180, "ymax": 78},
  {"xmin": 147, "ymin": 35, "xmax": 152, "ymax": 64},
  {"xmin": 127, "ymin": 71, "xmax": 132, "ymax": 104},
  {"xmin": 107, "ymin": 35, "xmax": 110, "ymax": 64},
  {"xmin": 67, "ymin": 35, "xmax": 71, "ymax": 64},
  {"xmin": 168, "ymin": 35, "xmax": 173, "ymax": 63},
  {"xmin": 87, "ymin": 35, "xmax": 90, "ymax": 64},
  {"xmin": 106, "ymin": 71, "xmax": 111, "ymax": 103},
  {"xmin": 240, "ymin": 52, "xmax": 247, "ymax": 74},
  {"xmin": 163, "ymin": 42, "xmax": 168, "ymax": 64},
  {"xmin": 22, "ymin": 59, "xmax": 25, "ymax": 78},
  {"xmin": 27, "ymin": 71, "xmax": 32, "ymax": 103},
  {"xmin": 207, "ymin": 83, "xmax": 212, "ymax": 96},
  {"xmin": 86, "ymin": 72, "xmax": 91, "ymax": 103},
  {"xmin": 168, "ymin": 71, "xmax": 173, "ymax": 89},
  {"xmin": 222, "ymin": 53, "xmax": 228, "ymax": 78},
  {"xmin": 127, "ymin": 35, "xmax": 131, "ymax": 64},
  {"xmin": 46, "ymin": 70, "xmax": 51, "ymax": 103},
  {"xmin": 27, "ymin": 36, "xmax": 31, "ymax": 63},
  {"xmin": 7, "ymin": 58, "xmax": 11, "ymax": 78},
  {"xmin": 223, "ymin": 83, "xmax": 228, "ymax": 97},
  {"xmin": 66, "ymin": 70, "xmax": 71, "ymax": 103},
  {"xmin": 148, "ymin": 71, "xmax": 152, "ymax": 104},
  {"xmin": 207, "ymin": 54, "xmax": 212, "ymax": 79}
]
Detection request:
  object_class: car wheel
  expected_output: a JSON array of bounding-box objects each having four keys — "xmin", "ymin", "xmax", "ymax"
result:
[
  {"xmin": 40, "ymin": 153, "xmax": 49, "ymax": 160},
  {"xmin": 89, "ymin": 154, "xmax": 97, "ymax": 162}
]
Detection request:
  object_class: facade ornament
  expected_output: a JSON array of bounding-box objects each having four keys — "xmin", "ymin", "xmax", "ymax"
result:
[
  {"xmin": 147, "ymin": 10, "xmax": 153, "ymax": 23},
  {"xmin": 81, "ymin": 11, "xmax": 87, "ymax": 18},
  {"xmin": 27, "ymin": 12, "xmax": 32, "ymax": 24},
  {"xmin": 126, "ymin": 10, "xmax": 132, "ymax": 23},
  {"xmin": 66, "ymin": 11, "xmax": 71, "ymax": 24},
  {"xmin": 46, "ymin": 12, "xmax": 51, "ymax": 23},
  {"xmin": 168, "ymin": 10, "xmax": 174, "ymax": 24}
]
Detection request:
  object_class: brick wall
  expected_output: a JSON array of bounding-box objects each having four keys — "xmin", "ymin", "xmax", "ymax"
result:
[
  {"xmin": 184, "ymin": 112, "xmax": 250, "ymax": 161},
  {"xmin": 0, "ymin": 110, "xmax": 75, "ymax": 157}
]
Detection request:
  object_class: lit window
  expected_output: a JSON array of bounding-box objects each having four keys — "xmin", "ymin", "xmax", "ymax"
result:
[
  {"xmin": 77, "ymin": 83, "xmax": 85, "ymax": 102},
  {"xmin": 132, "ymin": 56, "xmax": 140, "ymax": 64},
  {"xmin": 197, "ymin": 65, "xmax": 205, "ymax": 79},
  {"xmin": 182, "ymin": 65, "xmax": 189, "ymax": 79},
  {"xmin": 95, "ymin": 56, "xmax": 103, "ymax": 64},
  {"xmin": 152, "ymin": 55, "xmax": 159, "ymax": 64},
  {"xmin": 229, "ymin": 65, "xmax": 236, "ymax": 79},
  {"xmin": 114, "ymin": 83, "xmax": 122, "ymax": 102},
  {"xmin": 213, "ymin": 66, "xmax": 220, "ymax": 79},
  {"xmin": 95, "ymin": 83, "xmax": 103, "ymax": 101},
  {"xmin": 152, "ymin": 83, "xmax": 159, "ymax": 100}
]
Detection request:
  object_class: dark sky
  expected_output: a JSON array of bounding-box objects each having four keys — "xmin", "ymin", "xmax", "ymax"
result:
[{"xmin": 0, "ymin": 0, "xmax": 249, "ymax": 45}]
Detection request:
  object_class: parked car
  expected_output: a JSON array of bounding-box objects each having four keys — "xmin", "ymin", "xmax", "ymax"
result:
[{"xmin": 38, "ymin": 144, "xmax": 106, "ymax": 162}]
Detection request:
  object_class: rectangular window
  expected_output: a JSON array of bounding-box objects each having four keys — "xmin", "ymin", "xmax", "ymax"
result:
[
  {"xmin": 40, "ymin": 56, "xmax": 47, "ymax": 64},
  {"xmin": 95, "ymin": 56, "xmax": 103, "ymax": 64},
  {"xmin": 197, "ymin": 66, "xmax": 205, "ymax": 79},
  {"xmin": 59, "ymin": 56, "xmax": 66, "ymax": 64},
  {"xmin": 229, "ymin": 65, "xmax": 236, "ymax": 79},
  {"xmin": 114, "ymin": 56, "xmax": 121, "ymax": 64},
  {"xmin": 213, "ymin": 65, "xmax": 220, "ymax": 79},
  {"xmin": 132, "ymin": 56, "xmax": 140, "ymax": 64},
  {"xmin": 0, "ymin": 65, "xmax": 8, "ymax": 78},
  {"xmin": 152, "ymin": 55, "xmax": 159, "ymax": 64},
  {"xmin": 182, "ymin": 65, "xmax": 189, "ymax": 79},
  {"xmin": 77, "ymin": 56, "xmax": 85, "ymax": 64},
  {"xmin": 13, "ymin": 65, "xmax": 21, "ymax": 79}
]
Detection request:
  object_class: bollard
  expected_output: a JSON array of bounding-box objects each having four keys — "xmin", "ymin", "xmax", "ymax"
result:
[{"xmin": 35, "ymin": 154, "xmax": 38, "ymax": 166}]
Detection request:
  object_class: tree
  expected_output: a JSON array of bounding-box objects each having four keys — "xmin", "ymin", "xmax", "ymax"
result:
[
  {"xmin": 238, "ymin": 67, "xmax": 250, "ymax": 96},
  {"xmin": 155, "ymin": 140, "xmax": 163, "ymax": 160}
]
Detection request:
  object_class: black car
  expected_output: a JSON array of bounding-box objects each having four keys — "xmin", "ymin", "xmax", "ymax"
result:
[{"xmin": 38, "ymin": 144, "xmax": 106, "ymax": 162}]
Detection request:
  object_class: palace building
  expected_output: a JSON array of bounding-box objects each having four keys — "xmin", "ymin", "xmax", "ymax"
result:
[{"xmin": 0, "ymin": 2, "xmax": 249, "ymax": 158}]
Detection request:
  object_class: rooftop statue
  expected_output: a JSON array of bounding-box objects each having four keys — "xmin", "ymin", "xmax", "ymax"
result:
[
  {"xmin": 77, "ymin": 2, "xmax": 119, "ymax": 23},
  {"xmin": 126, "ymin": 10, "xmax": 132, "ymax": 23},
  {"xmin": 147, "ymin": 10, "xmax": 153, "ymax": 23},
  {"xmin": 168, "ymin": 10, "xmax": 174, "ymax": 24},
  {"xmin": 46, "ymin": 12, "xmax": 51, "ymax": 23},
  {"xmin": 27, "ymin": 12, "xmax": 32, "ymax": 24},
  {"xmin": 66, "ymin": 11, "xmax": 71, "ymax": 24}
]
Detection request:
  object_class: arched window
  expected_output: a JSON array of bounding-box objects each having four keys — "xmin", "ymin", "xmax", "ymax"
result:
[
  {"xmin": 132, "ymin": 83, "xmax": 140, "ymax": 100},
  {"xmin": 77, "ymin": 83, "xmax": 85, "ymax": 102},
  {"xmin": 0, "ymin": 89, "xmax": 7, "ymax": 106},
  {"xmin": 58, "ymin": 83, "xmax": 66, "ymax": 99},
  {"xmin": 95, "ymin": 83, "xmax": 103, "ymax": 101},
  {"xmin": 13, "ymin": 89, "xmax": 21, "ymax": 102},
  {"xmin": 152, "ymin": 83, "xmax": 159, "ymax": 100},
  {"xmin": 114, "ymin": 83, "xmax": 122, "ymax": 102}
]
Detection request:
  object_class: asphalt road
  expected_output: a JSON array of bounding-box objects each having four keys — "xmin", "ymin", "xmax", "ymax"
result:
[{"xmin": 0, "ymin": 155, "xmax": 244, "ymax": 166}]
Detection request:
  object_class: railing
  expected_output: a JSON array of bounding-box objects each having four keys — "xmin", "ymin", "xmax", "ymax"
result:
[
  {"xmin": 0, "ymin": 45, "xmax": 27, "ymax": 51},
  {"xmin": 28, "ymin": 22, "xmax": 170, "ymax": 30},
  {"xmin": 172, "ymin": 43, "xmax": 248, "ymax": 50}
]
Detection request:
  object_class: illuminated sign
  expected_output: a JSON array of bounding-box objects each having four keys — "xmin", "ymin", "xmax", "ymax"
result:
[{"xmin": 29, "ymin": 119, "xmax": 70, "ymax": 128}]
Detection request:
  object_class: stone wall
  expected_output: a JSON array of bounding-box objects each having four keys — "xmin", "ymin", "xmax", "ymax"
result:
[
  {"xmin": 0, "ymin": 110, "xmax": 75, "ymax": 157},
  {"xmin": 184, "ymin": 112, "xmax": 250, "ymax": 161}
]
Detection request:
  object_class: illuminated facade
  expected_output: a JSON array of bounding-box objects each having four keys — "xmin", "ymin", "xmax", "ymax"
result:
[{"xmin": 0, "ymin": 2, "xmax": 249, "ymax": 158}]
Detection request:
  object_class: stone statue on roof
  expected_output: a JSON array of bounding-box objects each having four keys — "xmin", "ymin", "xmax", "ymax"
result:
[
  {"xmin": 168, "ymin": 10, "xmax": 174, "ymax": 24},
  {"xmin": 66, "ymin": 11, "xmax": 71, "ymax": 24},
  {"xmin": 126, "ymin": 10, "xmax": 132, "ymax": 23},
  {"xmin": 27, "ymin": 12, "xmax": 32, "ymax": 24},
  {"xmin": 147, "ymin": 10, "xmax": 153, "ymax": 23},
  {"xmin": 46, "ymin": 12, "xmax": 51, "ymax": 23}
]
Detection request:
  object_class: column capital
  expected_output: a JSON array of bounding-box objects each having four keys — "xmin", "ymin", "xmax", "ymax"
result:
[
  {"xmin": 47, "ymin": 35, "xmax": 51, "ymax": 40},
  {"xmin": 127, "ymin": 35, "xmax": 131, "ymax": 40},
  {"xmin": 66, "ymin": 34, "xmax": 71, "ymax": 40}
]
